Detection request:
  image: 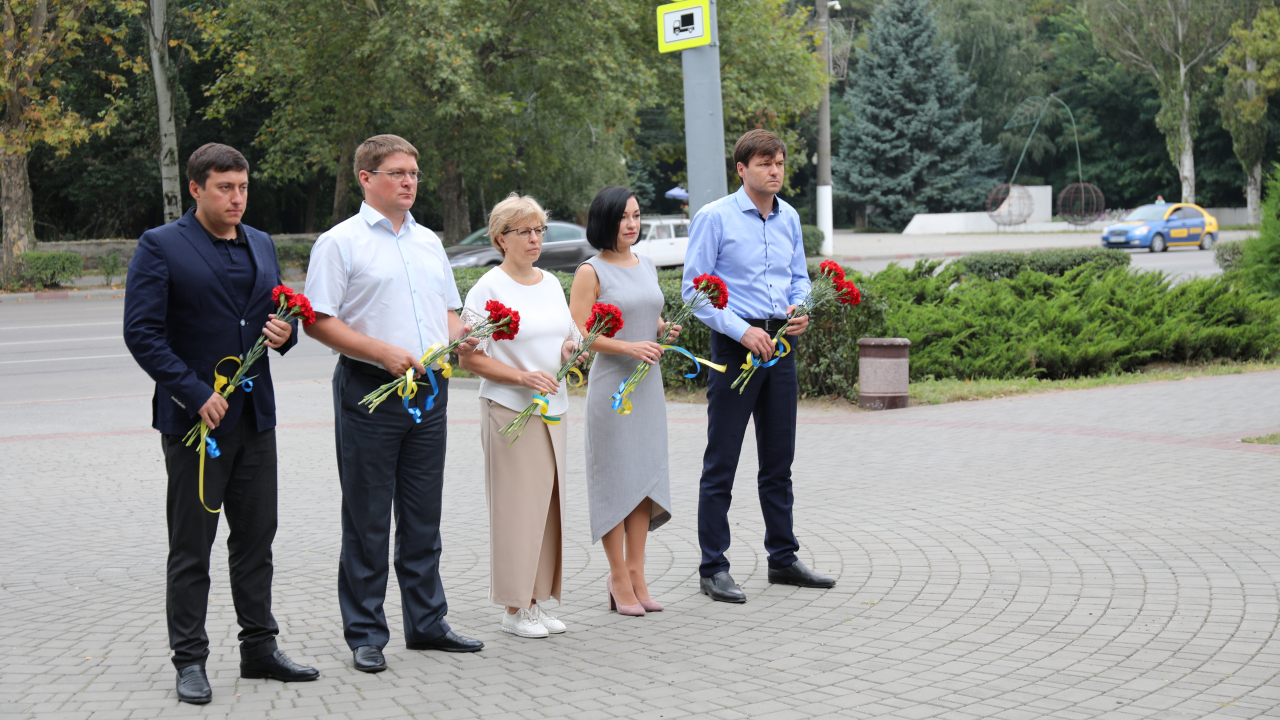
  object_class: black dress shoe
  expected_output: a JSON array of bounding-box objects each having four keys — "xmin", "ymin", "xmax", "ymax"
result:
[
  {"xmin": 699, "ymin": 571, "xmax": 747, "ymax": 603},
  {"xmin": 175, "ymin": 664, "xmax": 211, "ymax": 705},
  {"xmin": 405, "ymin": 630, "xmax": 484, "ymax": 653},
  {"xmin": 240, "ymin": 649, "xmax": 320, "ymax": 682},
  {"xmin": 768, "ymin": 560, "xmax": 836, "ymax": 588},
  {"xmin": 353, "ymin": 645, "xmax": 387, "ymax": 673}
]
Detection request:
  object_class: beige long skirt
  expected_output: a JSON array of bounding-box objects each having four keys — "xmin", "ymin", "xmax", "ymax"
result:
[{"xmin": 479, "ymin": 398, "xmax": 565, "ymax": 608}]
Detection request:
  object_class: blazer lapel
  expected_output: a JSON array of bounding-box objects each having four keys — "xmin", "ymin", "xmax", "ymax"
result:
[{"xmin": 177, "ymin": 212, "xmax": 236, "ymax": 302}]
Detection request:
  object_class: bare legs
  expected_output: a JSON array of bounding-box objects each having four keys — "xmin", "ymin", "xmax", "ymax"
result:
[{"xmin": 601, "ymin": 498, "xmax": 652, "ymax": 606}]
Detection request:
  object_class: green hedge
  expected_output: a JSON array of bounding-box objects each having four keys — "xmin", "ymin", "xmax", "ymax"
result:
[
  {"xmin": 446, "ymin": 254, "xmax": 1280, "ymax": 397},
  {"xmin": 956, "ymin": 247, "xmax": 1130, "ymax": 280},
  {"xmin": 20, "ymin": 251, "xmax": 83, "ymax": 287},
  {"xmin": 801, "ymin": 225, "xmax": 824, "ymax": 256},
  {"xmin": 276, "ymin": 242, "xmax": 313, "ymax": 268},
  {"xmin": 876, "ymin": 259, "xmax": 1280, "ymax": 380}
]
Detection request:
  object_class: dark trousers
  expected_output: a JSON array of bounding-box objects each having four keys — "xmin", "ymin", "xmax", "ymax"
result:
[
  {"xmin": 161, "ymin": 422, "xmax": 279, "ymax": 669},
  {"xmin": 698, "ymin": 330, "xmax": 801, "ymax": 577},
  {"xmin": 333, "ymin": 360, "xmax": 451, "ymax": 650}
]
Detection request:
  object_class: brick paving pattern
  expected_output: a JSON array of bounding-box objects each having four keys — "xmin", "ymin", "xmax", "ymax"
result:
[{"xmin": 3, "ymin": 367, "xmax": 1279, "ymax": 719}]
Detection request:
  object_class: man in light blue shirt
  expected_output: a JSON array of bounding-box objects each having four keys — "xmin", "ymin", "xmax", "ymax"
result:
[{"xmin": 682, "ymin": 129, "xmax": 837, "ymax": 603}]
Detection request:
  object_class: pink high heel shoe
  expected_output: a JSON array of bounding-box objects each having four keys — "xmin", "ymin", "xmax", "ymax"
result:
[
  {"xmin": 637, "ymin": 598, "xmax": 664, "ymax": 612},
  {"xmin": 606, "ymin": 575, "xmax": 645, "ymax": 616}
]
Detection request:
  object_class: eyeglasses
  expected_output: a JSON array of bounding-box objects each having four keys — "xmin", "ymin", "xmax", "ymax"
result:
[
  {"xmin": 369, "ymin": 170, "xmax": 422, "ymax": 183},
  {"xmin": 503, "ymin": 226, "xmax": 548, "ymax": 239}
]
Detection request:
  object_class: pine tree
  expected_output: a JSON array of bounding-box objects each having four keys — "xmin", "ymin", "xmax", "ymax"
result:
[{"xmin": 834, "ymin": 0, "xmax": 999, "ymax": 230}]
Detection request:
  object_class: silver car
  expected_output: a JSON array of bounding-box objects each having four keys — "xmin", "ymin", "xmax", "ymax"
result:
[{"xmin": 444, "ymin": 221, "xmax": 595, "ymax": 272}]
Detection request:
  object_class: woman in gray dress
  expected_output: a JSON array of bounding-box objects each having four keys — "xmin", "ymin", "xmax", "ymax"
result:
[{"xmin": 569, "ymin": 186, "xmax": 679, "ymax": 616}]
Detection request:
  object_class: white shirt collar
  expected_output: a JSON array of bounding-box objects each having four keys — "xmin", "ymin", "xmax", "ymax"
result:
[{"xmin": 358, "ymin": 201, "xmax": 416, "ymax": 234}]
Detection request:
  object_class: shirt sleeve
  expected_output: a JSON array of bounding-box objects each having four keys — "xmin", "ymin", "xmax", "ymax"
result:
[
  {"xmin": 788, "ymin": 213, "xmax": 812, "ymax": 308},
  {"xmin": 303, "ymin": 233, "xmax": 348, "ymax": 318},
  {"xmin": 683, "ymin": 209, "xmax": 751, "ymax": 342}
]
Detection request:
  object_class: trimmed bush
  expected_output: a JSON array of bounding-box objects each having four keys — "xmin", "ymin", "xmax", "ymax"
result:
[
  {"xmin": 801, "ymin": 225, "xmax": 824, "ymax": 256},
  {"xmin": 20, "ymin": 251, "xmax": 83, "ymax": 287},
  {"xmin": 957, "ymin": 247, "xmax": 1130, "ymax": 280},
  {"xmin": 1214, "ymin": 239, "xmax": 1246, "ymax": 273},
  {"xmin": 276, "ymin": 242, "xmax": 313, "ymax": 268},
  {"xmin": 1239, "ymin": 166, "xmax": 1280, "ymax": 298},
  {"xmin": 874, "ymin": 259, "xmax": 1280, "ymax": 380},
  {"xmin": 98, "ymin": 251, "xmax": 124, "ymax": 285}
]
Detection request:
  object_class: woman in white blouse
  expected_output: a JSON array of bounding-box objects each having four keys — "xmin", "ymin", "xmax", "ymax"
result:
[{"xmin": 457, "ymin": 193, "xmax": 584, "ymax": 639}]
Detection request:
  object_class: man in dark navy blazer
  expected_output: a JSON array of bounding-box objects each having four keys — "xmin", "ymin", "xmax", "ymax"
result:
[{"xmin": 124, "ymin": 143, "xmax": 318, "ymax": 705}]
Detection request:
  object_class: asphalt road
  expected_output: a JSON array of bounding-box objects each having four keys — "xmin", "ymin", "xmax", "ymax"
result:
[{"xmin": 0, "ymin": 296, "xmax": 338, "ymax": 422}]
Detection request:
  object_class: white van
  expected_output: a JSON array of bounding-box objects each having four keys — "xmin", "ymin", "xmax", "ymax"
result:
[{"xmin": 632, "ymin": 216, "xmax": 690, "ymax": 268}]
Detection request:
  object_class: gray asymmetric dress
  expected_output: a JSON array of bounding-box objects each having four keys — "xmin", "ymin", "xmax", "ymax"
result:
[{"xmin": 583, "ymin": 255, "xmax": 672, "ymax": 543}]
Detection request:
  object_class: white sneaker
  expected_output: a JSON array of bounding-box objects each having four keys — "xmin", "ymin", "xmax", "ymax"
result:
[
  {"xmin": 530, "ymin": 603, "xmax": 566, "ymax": 633},
  {"xmin": 501, "ymin": 608, "xmax": 548, "ymax": 638}
]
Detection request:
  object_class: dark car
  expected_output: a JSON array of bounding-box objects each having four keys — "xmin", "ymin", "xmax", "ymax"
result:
[{"xmin": 444, "ymin": 221, "xmax": 596, "ymax": 272}]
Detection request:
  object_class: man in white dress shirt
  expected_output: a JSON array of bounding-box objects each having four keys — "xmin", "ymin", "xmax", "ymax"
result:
[{"xmin": 304, "ymin": 135, "xmax": 482, "ymax": 673}]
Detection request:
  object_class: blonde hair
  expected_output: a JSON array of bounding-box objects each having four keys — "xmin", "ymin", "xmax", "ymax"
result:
[
  {"xmin": 353, "ymin": 134, "xmax": 418, "ymax": 183},
  {"xmin": 487, "ymin": 192, "xmax": 548, "ymax": 255}
]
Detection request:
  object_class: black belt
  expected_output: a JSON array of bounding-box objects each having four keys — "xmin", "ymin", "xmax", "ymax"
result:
[
  {"xmin": 339, "ymin": 354, "xmax": 441, "ymax": 384},
  {"xmin": 745, "ymin": 318, "xmax": 788, "ymax": 334}
]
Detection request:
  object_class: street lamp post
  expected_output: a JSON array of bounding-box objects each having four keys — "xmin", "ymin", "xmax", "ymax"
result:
[{"xmin": 816, "ymin": 0, "xmax": 834, "ymax": 256}]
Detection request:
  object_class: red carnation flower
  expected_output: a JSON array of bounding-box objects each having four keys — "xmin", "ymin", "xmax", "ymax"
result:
[
  {"xmin": 818, "ymin": 260, "xmax": 846, "ymax": 281},
  {"xmin": 694, "ymin": 273, "xmax": 729, "ymax": 310},
  {"xmin": 837, "ymin": 279, "xmax": 861, "ymax": 306},
  {"xmin": 272, "ymin": 285, "xmax": 295, "ymax": 305},
  {"xmin": 485, "ymin": 299, "xmax": 521, "ymax": 341},
  {"xmin": 587, "ymin": 302, "xmax": 624, "ymax": 338}
]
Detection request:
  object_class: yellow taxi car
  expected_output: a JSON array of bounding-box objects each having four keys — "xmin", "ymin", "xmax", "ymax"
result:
[{"xmin": 1100, "ymin": 203, "xmax": 1219, "ymax": 252}]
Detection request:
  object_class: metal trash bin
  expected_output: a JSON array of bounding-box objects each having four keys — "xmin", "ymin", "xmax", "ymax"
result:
[{"xmin": 857, "ymin": 338, "xmax": 911, "ymax": 410}]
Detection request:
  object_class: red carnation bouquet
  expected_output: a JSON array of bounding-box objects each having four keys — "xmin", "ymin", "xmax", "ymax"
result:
[
  {"xmin": 359, "ymin": 299, "xmax": 521, "ymax": 414},
  {"xmin": 500, "ymin": 302, "xmax": 623, "ymax": 442},
  {"xmin": 182, "ymin": 285, "xmax": 316, "ymax": 512},
  {"xmin": 610, "ymin": 273, "xmax": 730, "ymax": 415},
  {"xmin": 730, "ymin": 260, "xmax": 860, "ymax": 393}
]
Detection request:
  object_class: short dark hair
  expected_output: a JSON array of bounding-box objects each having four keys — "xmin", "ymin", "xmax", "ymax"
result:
[
  {"xmin": 586, "ymin": 185, "xmax": 637, "ymax": 253},
  {"xmin": 733, "ymin": 129, "xmax": 787, "ymax": 168},
  {"xmin": 187, "ymin": 143, "xmax": 250, "ymax": 187}
]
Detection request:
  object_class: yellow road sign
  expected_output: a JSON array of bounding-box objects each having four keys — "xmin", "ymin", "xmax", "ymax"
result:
[{"xmin": 657, "ymin": 0, "xmax": 711, "ymax": 54}]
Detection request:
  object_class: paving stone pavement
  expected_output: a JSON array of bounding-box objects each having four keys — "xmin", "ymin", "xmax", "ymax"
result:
[{"xmin": 3, "ymin": 364, "xmax": 1280, "ymax": 719}]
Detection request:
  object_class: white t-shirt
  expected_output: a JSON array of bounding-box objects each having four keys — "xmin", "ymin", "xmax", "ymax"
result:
[{"xmin": 462, "ymin": 267, "xmax": 578, "ymax": 415}]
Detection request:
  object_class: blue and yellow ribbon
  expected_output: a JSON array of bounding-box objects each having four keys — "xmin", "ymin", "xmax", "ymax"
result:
[
  {"xmin": 394, "ymin": 343, "xmax": 453, "ymax": 421},
  {"xmin": 197, "ymin": 355, "xmax": 260, "ymax": 515},
  {"xmin": 741, "ymin": 337, "xmax": 792, "ymax": 371},
  {"xmin": 611, "ymin": 345, "xmax": 727, "ymax": 415}
]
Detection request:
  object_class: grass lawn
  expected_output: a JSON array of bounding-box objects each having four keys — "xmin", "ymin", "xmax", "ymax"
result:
[
  {"xmin": 457, "ymin": 359, "xmax": 1280, "ymax": 409},
  {"xmin": 905, "ymin": 360, "xmax": 1280, "ymax": 406},
  {"xmin": 1242, "ymin": 433, "xmax": 1280, "ymax": 445}
]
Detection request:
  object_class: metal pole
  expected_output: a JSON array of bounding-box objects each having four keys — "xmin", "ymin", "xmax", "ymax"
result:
[
  {"xmin": 816, "ymin": 0, "xmax": 834, "ymax": 256},
  {"xmin": 682, "ymin": 0, "xmax": 728, "ymax": 218}
]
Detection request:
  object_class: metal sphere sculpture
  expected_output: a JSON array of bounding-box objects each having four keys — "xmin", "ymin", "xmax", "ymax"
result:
[
  {"xmin": 1057, "ymin": 182, "xmax": 1105, "ymax": 226},
  {"xmin": 986, "ymin": 183, "xmax": 1034, "ymax": 226}
]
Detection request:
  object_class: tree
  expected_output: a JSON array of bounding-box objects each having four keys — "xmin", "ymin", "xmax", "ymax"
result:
[
  {"xmin": 141, "ymin": 0, "xmax": 180, "ymax": 222},
  {"xmin": 1219, "ymin": 5, "xmax": 1279, "ymax": 225},
  {"xmin": 0, "ymin": 1, "xmax": 138, "ymax": 280},
  {"xmin": 1084, "ymin": 0, "xmax": 1237, "ymax": 204},
  {"xmin": 833, "ymin": 0, "xmax": 999, "ymax": 230},
  {"xmin": 206, "ymin": 0, "xmax": 653, "ymax": 241}
]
